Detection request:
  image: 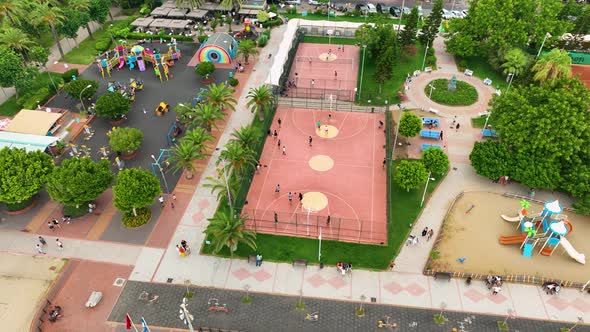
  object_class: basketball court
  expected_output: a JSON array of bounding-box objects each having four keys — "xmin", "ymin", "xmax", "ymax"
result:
[
  {"xmin": 243, "ymin": 107, "xmax": 387, "ymax": 245},
  {"xmin": 572, "ymin": 64, "xmax": 590, "ymax": 88}
]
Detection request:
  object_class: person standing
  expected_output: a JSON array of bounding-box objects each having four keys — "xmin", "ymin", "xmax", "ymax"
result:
[
  {"xmin": 274, "ymin": 212, "xmax": 278, "ymax": 225},
  {"xmin": 278, "ymin": 118, "xmax": 282, "ymax": 128},
  {"xmin": 324, "ymin": 125, "xmax": 329, "ymax": 136},
  {"xmin": 278, "ymin": 139, "xmax": 281, "ymax": 149},
  {"xmin": 256, "ymin": 254, "xmax": 263, "ymax": 267},
  {"xmin": 427, "ymin": 229, "xmax": 434, "ymax": 241},
  {"xmin": 311, "ymin": 79, "xmax": 315, "ymax": 88},
  {"xmin": 55, "ymin": 238, "xmax": 64, "ymax": 250},
  {"xmin": 456, "ymin": 123, "xmax": 460, "ymax": 131},
  {"xmin": 334, "ymin": 71, "xmax": 337, "ymax": 79},
  {"xmin": 308, "ymin": 136, "xmax": 313, "ymax": 146},
  {"xmin": 172, "ymin": 193, "xmax": 176, "ymax": 201},
  {"xmin": 298, "ymin": 192, "xmax": 303, "ymax": 204},
  {"xmin": 439, "ymin": 131, "xmax": 444, "ymax": 140},
  {"xmin": 282, "ymin": 145, "xmax": 286, "ymax": 155},
  {"xmin": 275, "ymin": 184, "xmax": 281, "ymax": 195},
  {"xmin": 38, "ymin": 236, "xmax": 47, "ymax": 247},
  {"xmin": 288, "ymin": 192, "xmax": 293, "ymax": 205},
  {"xmin": 158, "ymin": 195, "xmax": 165, "ymax": 207},
  {"xmin": 35, "ymin": 243, "xmax": 46, "ymax": 255},
  {"xmin": 273, "ymin": 130, "xmax": 278, "ymax": 140},
  {"xmin": 326, "ymin": 215, "xmax": 331, "ymax": 225},
  {"xmin": 51, "ymin": 218, "xmax": 61, "ymax": 229},
  {"xmin": 317, "ymin": 120, "xmax": 321, "ymax": 130},
  {"xmin": 47, "ymin": 221, "xmax": 55, "ymax": 232},
  {"xmin": 421, "ymin": 227, "xmax": 429, "ymax": 237}
]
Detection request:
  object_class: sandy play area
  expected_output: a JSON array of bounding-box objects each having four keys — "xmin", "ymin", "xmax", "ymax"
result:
[
  {"xmin": 433, "ymin": 191, "xmax": 590, "ymax": 283},
  {"xmin": 0, "ymin": 253, "xmax": 66, "ymax": 331}
]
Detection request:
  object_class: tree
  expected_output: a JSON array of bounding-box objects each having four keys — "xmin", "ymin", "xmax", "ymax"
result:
[
  {"xmin": 0, "ymin": 147, "xmax": 53, "ymax": 204},
  {"xmin": 190, "ymin": 103, "xmax": 224, "ymax": 132},
  {"xmin": 231, "ymin": 124, "xmax": 260, "ymax": 151},
  {"xmin": 469, "ymin": 140, "xmax": 510, "ymax": 181},
  {"xmin": 419, "ymin": 0, "xmax": 443, "ymax": 47},
  {"xmin": 237, "ymin": 39, "xmax": 258, "ymax": 64},
  {"xmin": 562, "ymin": 163, "xmax": 590, "ymax": 199},
  {"xmin": 257, "ymin": 10, "xmax": 269, "ymax": 23},
  {"xmin": 204, "ymin": 209, "xmax": 257, "ymax": 255},
  {"xmin": 169, "ymin": 139, "xmax": 206, "ymax": 179},
  {"xmin": 32, "ymin": 3, "xmax": 65, "ymax": 59},
  {"xmin": 422, "ymin": 148, "xmax": 449, "ymax": 175},
  {"xmin": 500, "ymin": 48, "xmax": 530, "ymax": 77},
  {"xmin": 95, "ymin": 93, "xmax": 130, "ymax": 120},
  {"xmin": 532, "ymin": 48, "xmax": 572, "ymax": 84},
  {"xmin": 0, "ymin": 27, "xmax": 35, "ymax": 58},
  {"xmin": 28, "ymin": 46, "xmax": 49, "ymax": 66},
  {"xmin": 89, "ymin": 0, "xmax": 110, "ymax": 26},
  {"xmin": 0, "ymin": 0, "xmax": 25, "ymax": 25},
  {"xmin": 68, "ymin": 0, "xmax": 94, "ymax": 39},
  {"xmin": 58, "ymin": 8, "xmax": 89, "ymax": 48},
  {"xmin": 374, "ymin": 46, "xmax": 394, "ymax": 91},
  {"xmin": 444, "ymin": 18, "xmax": 478, "ymax": 57},
  {"xmin": 46, "ymin": 158, "xmax": 112, "ymax": 208},
  {"xmin": 395, "ymin": 160, "xmax": 428, "ymax": 192},
  {"xmin": 108, "ymin": 127, "xmax": 143, "ymax": 154},
  {"xmin": 510, "ymin": 150, "xmax": 562, "ymax": 189},
  {"xmin": 175, "ymin": 0, "xmax": 202, "ymax": 10},
  {"xmin": 183, "ymin": 127, "xmax": 214, "ymax": 153},
  {"xmin": 398, "ymin": 112, "xmax": 422, "ymax": 138},
  {"xmin": 246, "ymin": 85, "xmax": 274, "ymax": 121},
  {"xmin": 203, "ymin": 82, "xmax": 236, "ymax": 112},
  {"xmin": 204, "ymin": 172, "xmax": 238, "ymax": 204},
  {"xmin": 13, "ymin": 66, "xmax": 38, "ymax": 99},
  {"xmin": 0, "ymin": 46, "xmax": 23, "ymax": 89},
  {"xmin": 399, "ymin": 6, "xmax": 419, "ymax": 46},
  {"xmin": 573, "ymin": 195, "xmax": 590, "ymax": 215},
  {"xmin": 195, "ymin": 61, "xmax": 215, "ymax": 80},
  {"xmin": 219, "ymin": 140, "xmax": 256, "ymax": 176},
  {"xmin": 64, "ymin": 79, "xmax": 99, "ymax": 100},
  {"xmin": 113, "ymin": 168, "xmax": 161, "ymax": 216}
]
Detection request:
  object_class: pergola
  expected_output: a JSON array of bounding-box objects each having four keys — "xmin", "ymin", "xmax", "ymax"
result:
[
  {"xmin": 186, "ymin": 9, "xmax": 208, "ymax": 20},
  {"xmin": 167, "ymin": 8, "xmax": 189, "ymax": 18},
  {"xmin": 131, "ymin": 17, "xmax": 155, "ymax": 28},
  {"xmin": 151, "ymin": 7, "xmax": 172, "ymax": 17}
]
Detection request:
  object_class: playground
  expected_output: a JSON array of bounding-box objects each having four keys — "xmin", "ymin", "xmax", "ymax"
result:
[
  {"xmin": 432, "ymin": 191, "xmax": 590, "ymax": 283},
  {"xmin": 243, "ymin": 107, "xmax": 387, "ymax": 245}
]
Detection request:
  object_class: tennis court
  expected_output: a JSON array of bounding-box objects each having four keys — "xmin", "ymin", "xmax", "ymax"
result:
[{"xmin": 243, "ymin": 107, "xmax": 387, "ymax": 245}]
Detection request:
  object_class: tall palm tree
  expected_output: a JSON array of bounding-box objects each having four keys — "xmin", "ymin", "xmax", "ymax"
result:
[
  {"xmin": 204, "ymin": 172, "xmax": 238, "ymax": 205},
  {"xmin": 532, "ymin": 48, "xmax": 573, "ymax": 85},
  {"xmin": 500, "ymin": 48, "xmax": 530, "ymax": 77},
  {"xmin": 184, "ymin": 127, "xmax": 214, "ymax": 153},
  {"xmin": 237, "ymin": 39, "xmax": 259, "ymax": 64},
  {"xmin": 231, "ymin": 124, "xmax": 260, "ymax": 151},
  {"xmin": 219, "ymin": 140, "xmax": 257, "ymax": 176},
  {"xmin": 246, "ymin": 85, "xmax": 274, "ymax": 121},
  {"xmin": 203, "ymin": 83, "xmax": 237, "ymax": 112},
  {"xmin": 169, "ymin": 140, "xmax": 206, "ymax": 179},
  {"xmin": 176, "ymin": 0, "xmax": 203, "ymax": 10},
  {"xmin": 68, "ymin": 0, "xmax": 93, "ymax": 39},
  {"xmin": 32, "ymin": 2, "xmax": 65, "ymax": 59},
  {"xmin": 191, "ymin": 103, "xmax": 225, "ymax": 133},
  {"xmin": 221, "ymin": 0, "xmax": 242, "ymax": 11},
  {"xmin": 0, "ymin": 0, "xmax": 25, "ymax": 25},
  {"xmin": 0, "ymin": 27, "xmax": 35, "ymax": 57},
  {"xmin": 204, "ymin": 209, "xmax": 257, "ymax": 255}
]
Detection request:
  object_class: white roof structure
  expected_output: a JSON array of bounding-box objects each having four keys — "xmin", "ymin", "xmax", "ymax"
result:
[
  {"xmin": 5, "ymin": 110, "xmax": 63, "ymax": 136},
  {"xmin": 0, "ymin": 131, "xmax": 59, "ymax": 152}
]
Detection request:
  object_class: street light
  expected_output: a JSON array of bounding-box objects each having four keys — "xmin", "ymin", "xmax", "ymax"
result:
[
  {"xmin": 421, "ymin": 40, "xmax": 429, "ymax": 71},
  {"xmin": 80, "ymin": 84, "xmax": 93, "ymax": 112},
  {"xmin": 398, "ymin": 0, "xmax": 406, "ymax": 31},
  {"xmin": 179, "ymin": 298, "xmax": 195, "ymax": 332},
  {"xmin": 505, "ymin": 72, "xmax": 515, "ymax": 94},
  {"xmin": 536, "ymin": 32, "xmax": 551, "ymax": 58},
  {"xmin": 391, "ymin": 109, "xmax": 403, "ymax": 161},
  {"xmin": 420, "ymin": 172, "xmax": 436, "ymax": 207},
  {"xmin": 151, "ymin": 154, "xmax": 170, "ymax": 194},
  {"xmin": 359, "ymin": 45, "xmax": 367, "ymax": 101},
  {"xmin": 428, "ymin": 83, "xmax": 436, "ymax": 98}
]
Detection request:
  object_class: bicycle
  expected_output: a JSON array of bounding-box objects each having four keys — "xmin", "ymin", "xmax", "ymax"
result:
[
  {"xmin": 377, "ymin": 316, "xmax": 397, "ymax": 329},
  {"xmin": 305, "ymin": 312, "xmax": 319, "ymax": 321},
  {"xmin": 207, "ymin": 298, "xmax": 229, "ymax": 313}
]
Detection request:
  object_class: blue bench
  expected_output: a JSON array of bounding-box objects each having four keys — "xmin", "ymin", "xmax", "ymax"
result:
[
  {"xmin": 421, "ymin": 144, "xmax": 442, "ymax": 151},
  {"xmin": 482, "ymin": 129, "xmax": 498, "ymax": 137},
  {"xmin": 421, "ymin": 117, "xmax": 440, "ymax": 127},
  {"xmin": 420, "ymin": 130, "xmax": 441, "ymax": 140}
]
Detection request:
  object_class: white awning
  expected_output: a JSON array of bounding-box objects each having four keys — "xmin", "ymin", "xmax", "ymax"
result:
[{"xmin": 0, "ymin": 131, "xmax": 59, "ymax": 152}]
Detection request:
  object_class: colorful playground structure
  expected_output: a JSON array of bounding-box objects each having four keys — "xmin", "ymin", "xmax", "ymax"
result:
[
  {"xmin": 106, "ymin": 78, "xmax": 143, "ymax": 102},
  {"xmin": 96, "ymin": 42, "xmax": 181, "ymax": 82},
  {"xmin": 499, "ymin": 200, "xmax": 586, "ymax": 264},
  {"xmin": 233, "ymin": 19, "xmax": 259, "ymax": 40}
]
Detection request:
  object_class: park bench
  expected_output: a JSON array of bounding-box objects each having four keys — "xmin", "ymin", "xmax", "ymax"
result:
[
  {"xmin": 421, "ymin": 117, "xmax": 440, "ymax": 127},
  {"xmin": 248, "ymin": 255, "xmax": 258, "ymax": 265},
  {"xmin": 421, "ymin": 144, "xmax": 442, "ymax": 151},
  {"xmin": 428, "ymin": 108, "xmax": 439, "ymax": 114},
  {"xmin": 434, "ymin": 272, "xmax": 452, "ymax": 281},
  {"xmin": 482, "ymin": 128, "xmax": 498, "ymax": 138},
  {"xmin": 85, "ymin": 291, "xmax": 103, "ymax": 308},
  {"xmin": 464, "ymin": 69, "xmax": 474, "ymax": 76},
  {"xmin": 292, "ymin": 259, "xmax": 308, "ymax": 268},
  {"xmin": 420, "ymin": 130, "xmax": 441, "ymax": 140}
]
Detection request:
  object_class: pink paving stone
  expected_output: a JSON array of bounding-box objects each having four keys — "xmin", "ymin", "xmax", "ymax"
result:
[
  {"xmin": 192, "ymin": 211, "xmax": 204, "ymax": 223},
  {"xmin": 546, "ymin": 297, "xmax": 570, "ymax": 311},
  {"xmin": 463, "ymin": 289, "xmax": 486, "ymax": 303},
  {"xmin": 327, "ymin": 277, "xmax": 348, "ymax": 289},
  {"xmin": 405, "ymin": 283, "xmax": 426, "ymax": 296},
  {"xmin": 199, "ymin": 199, "xmax": 210, "ymax": 209},
  {"xmin": 252, "ymin": 269, "xmax": 273, "ymax": 282},
  {"xmin": 384, "ymin": 282, "xmax": 404, "ymax": 295},
  {"xmin": 306, "ymin": 274, "xmax": 326, "ymax": 288},
  {"xmin": 486, "ymin": 293, "xmax": 508, "ymax": 304},
  {"xmin": 570, "ymin": 298, "xmax": 590, "ymax": 313},
  {"xmin": 232, "ymin": 268, "xmax": 251, "ymax": 281}
]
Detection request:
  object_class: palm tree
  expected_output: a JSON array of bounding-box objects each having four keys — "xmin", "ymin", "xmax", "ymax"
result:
[
  {"xmin": 32, "ymin": 2, "xmax": 65, "ymax": 59},
  {"xmin": 246, "ymin": 85, "xmax": 274, "ymax": 121},
  {"xmin": 231, "ymin": 124, "xmax": 260, "ymax": 151},
  {"xmin": 184, "ymin": 127, "xmax": 214, "ymax": 153},
  {"xmin": 500, "ymin": 48, "xmax": 530, "ymax": 77},
  {"xmin": 0, "ymin": 27, "xmax": 35, "ymax": 57},
  {"xmin": 203, "ymin": 83, "xmax": 237, "ymax": 112},
  {"xmin": 68, "ymin": 0, "xmax": 93, "ymax": 39},
  {"xmin": 219, "ymin": 140, "xmax": 257, "ymax": 176},
  {"xmin": 204, "ymin": 209, "xmax": 257, "ymax": 255},
  {"xmin": 221, "ymin": 0, "xmax": 242, "ymax": 11},
  {"xmin": 0, "ymin": 0, "xmax": 25, "ymax": 25},
  {"xmin": 204, "ymin": 172, "xmax": 238, "ymax": 205},
  {"xmin": 237, "ymin": 39, "xmax": 259, "ymax": 64},
  {"xmin": 191, "ymin": 103, "xmax": 224, "ymax": 133},
  {"xmin": 169, "ymin": 140, "xmax": 206, "ymax": 179},
  {"xmin": 176, "ymin": 0, "xmax": 203, "ymax": 9},
  {"xmin": 532, "ymin": 48, "xmax": 573, "ymax": 85}
]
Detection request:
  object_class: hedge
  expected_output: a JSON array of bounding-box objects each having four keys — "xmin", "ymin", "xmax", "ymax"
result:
[
  {"xmin": 229, "ymin": 77, "xmax": 239, "ymax": 87},
  {"xmin": 126, "ymin": 32, "xmax": 194, "ymax": 42},
  {"xmin": 62, "ymin": 68, "xmax": 79, "ymax": 83},
  {"xmin": 18, "ymin": 88, "xmax": 51, "ymax": 109},
  {"xmin": 261, "ymin": 16, "xmax": 283, "ymax": 28},
  {"xmin": 257, "ymin": 35, "xmax": 268, "ymax": 47}
]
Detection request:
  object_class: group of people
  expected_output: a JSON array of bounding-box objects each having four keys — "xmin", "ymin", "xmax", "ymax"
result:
[
  {"xmin": 337, "ymin": 262, "xmax": 352, "ymax": 276},
  {"xmin": 486, "ymin": 275, "xmax": 503, "ymax": 295},
  {"xmin": 176, "ymin": 240, "xmax": 191, "ymax": 257}
]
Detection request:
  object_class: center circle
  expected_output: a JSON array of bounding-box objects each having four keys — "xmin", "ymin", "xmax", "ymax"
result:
[
  {"xmin": 301, "ymin": 192, "xmax": 328, "ymax": 212},
  {"xmin": 316, "ymin": 125, "xmax": 339, "ymax": 138},
  {"xmin": 319, "ymin": 53, "xmax": 337, "ymax": 62},
  {"xmin": 309, "ymin": 155, "xmax": 334, "ymax": 172},
  {"xmin": 424, "ymin": 78, "xmax": 478, "ymax": 106}
]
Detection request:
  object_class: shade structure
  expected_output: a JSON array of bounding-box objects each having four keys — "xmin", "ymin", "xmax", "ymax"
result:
[
  {"xmin": 186, "ymin": 9, "xmax": 208, "ymax": 19},
  {"xmin": 150, "ymin": 18, "xmax": 171, "ymax": 29},
  {"xmin": 167, "ymin": 19, "xmax": 191, "ymax": 30},
  {"xmin": 0, "ymin": 131, "xmax": 59, "ymax": 152},
  {"xmin": 131, "ymin": 17, "xmax": 154, "ymax": 28},
  {"xmin": 151, "ymin": 7, "xmax": 172, "ymax": 16},
  {"xmin": 131, "ymin": 45, "xmax": 145, "ymax": 53},
  {"xmin": 167, "ymin": 8, "xmax": 189, "ymax": 18},
  {"xmin": 5, "ymin": 110, "xmax": 63, "ymax": 136}
]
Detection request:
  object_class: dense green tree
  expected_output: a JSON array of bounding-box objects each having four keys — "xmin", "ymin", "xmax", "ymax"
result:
[
  {"xmin": 532, "ymin": 48, "xmax": 572, "ymax": 85},
  {"xmin": 67, "ymin": 0, "xmax": 94, "ymax": 39},
  {"xmin": 219, "ymin": 140, "xmax": 257, "ymax": 177},
  {"xmin": 237, "ymin": 39, "xmax": 258, "ymax": 64},
  {"xmin": 58, "ymin": 8, "xmax": 90, "ymax": 48},
  {"xmin": 204, "ymin": 210, "xmax": 257, "ymax": 255},
  {"xmin": 0, "ymin": 0, "xmax": 25, "ymax": 25},
  {"xmin": 444, "ymin": 18, "xmax": 478, "ymax": 57},
  {"xmin": 0, "ymin": 147, "xmax": 53, "ymax": 204},
  {"xmin": 113, "ymin": 168, "xmax": 161, "ymax": 216},
  {"xmin": 108, "ymin": 127, "xmax": 143, "ymax": 154},
  {"xmin": 419, "ymin": 0, "xmax": 443, "ymax": 47},
  {"xmin": 64, "ymin": 79, "xmax": 99, "ymax": 100},
  {"xmin": 500, "ymin": 48, "xmax": 530, "ymax": 77},
  {"xmin": 95, "ymin": 93, "xmax": 130, "ymax": 119},
  {"xmin": 469, "ymin": 140, "xmax": 511, "ymax": 181},
  {"xmin": 13, "ymin": 65, "xmax": 38, "ymax": 98},
  {"xmin": 421, "ymin": 148, "xmax": 449, "ymax": 175},
  {"xmin": 32, "ymin": 3, "xmax": 66, "ymax": 59},
  {"xmin": 562, "ymin": 163, "xmax": 590, "ymax": 199},
  {"xmin": 195, "ymin": 61, "xmax": 215, "ymax": 80},
  {"xmin": 374, "ymin": 46, "xmax": 394, "ymax": 91},
  {"xmin": 398, "ymin": 112, "xmax": 422, "ymax": 138},
  {"xmin": 89, "ymin": 0, "xmax": 110, "ymax": 25},
  {"xmin": 246, "ymin": 85, "xmax": 274, "ymax": 121},
  {"xmin": 573, "ymin": 195, "xmax": 590, "ymax": 215},
  {"xmin": 28, "ymin": 46, "xmax": 49, "ymax": 66},
  {"xmin": 0, "ymin": 27, "xmax": 35, "ymax": 58},
  {"xmin": 203, "ymin": 82, "xmax": 236, "ymax": 112},
  {"xmin": 46, "ymin": 158, "xmax": 113, "ymax": 208},
  {"xmin": 399, "ymin": 6, "xmax": 419, "ymax": 46},
  {"xmin": 0, "ymin": 47, "xmax": 23, "ymax": 89},
  {"xmin": 169, "ymin": 139, "xmax": 206, "ymax": 179},
  {"xmin": 395, "ymin": 160, "xmax": 428, "ymax": 192}
]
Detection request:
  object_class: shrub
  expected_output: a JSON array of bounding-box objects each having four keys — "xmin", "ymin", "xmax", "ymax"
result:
[
  {"xmin": 262, "ymin": 29, "xmax": 271, "ymax": 39},
  {"xmin": 62, "ymin": 68, "xmax": 79, "ymax": 83},
  {"xmin": 229, "ymin": 77, "xmax": 239, "ymax": 87},
  {"xmin": 426, "ymin": 55, "xmax": 437, "ymax": 67},
  {"xmin": 17, "ymin": 88, "xmax": 51, "ymax": 109},
  {"xmin": 427, "ymin": 47, "xmax": 435, "ymax": 56},
  {"xmin": 95, "ymin": 93, "xmax": 130, "ymax": 119},
  {"xmin": 457, "ymin": 58, "xmax": 468, "ymax": 70},
  {"xmin": 64, "ymin": 79, "xmax": 99, "ymax": 100},
  {"xmin": 108, "ymin": 127, "xmax": 144, "ymax": 153},
  {"xmin": 257, "ymin": 35, "xmax": 268, "ymax": 47},
  {"xmin": 196, "ymin": 61, "xmax": 215, "ymax": 79},
  {"xmin": 261, "ymin": 17, "xmax": 283, "ymax": 28},
  {"xmin": 122, "ymin": 207, "xmax": 152, "ymax": 227},
  {"xmin": 269, "ymin": 4, "xmax": 278, "ymax": 13},
  {"xmin": 95, "ymin": 38, "xmax": 112, "ymax": 52},
  {"xmin": 198, "ymin": 35, "xmax": 208, "ymax": 44},
  {"xmin": 425, "ymin": 79, "xmax": 478, "ymax": 106}
]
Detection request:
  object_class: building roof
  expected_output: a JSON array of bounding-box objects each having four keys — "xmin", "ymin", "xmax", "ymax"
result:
[
  {"xmin": 131, "ymin": 17, "xmax": 155, "ymax": 28},
  {"xmin": 161, "ymin": 0, "xmax": 177, "ymax": 8},
  {"xmin": 200, "ymin": 2, "xmax": 225, "ymax": 10},
  {"xmin": 5, "ymin": 110, "xmax": 63, "ymax": 136},
  {"xmin": 186, "ymin": 9, "xmax": 208, "ymax": 19},
  {"xmin": 167, "ymin": 19, "xmax": 191, "ymax": 29},
  {"xmin": 204, "ymin": 33, "xmax": 237, "ymax": 51},
  {"xmin": 151, "ymin": 7, "xmax": 172, "ymax": 16},
  {"xmin": 167, "ymin": 8, "xmax": 189, "ymax": 17},
  {"xmin": 150, "ymin": 18, "xmax": 171, "ymax": 28},
  {"xmin": 0, "ymin": 131, "xmax": 59, "ymax": 152}
]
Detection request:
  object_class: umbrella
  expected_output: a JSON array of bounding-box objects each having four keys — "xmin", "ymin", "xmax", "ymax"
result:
[{"xmin": 131, "ymin": 45, "xmax": 144, "ymax": 54}]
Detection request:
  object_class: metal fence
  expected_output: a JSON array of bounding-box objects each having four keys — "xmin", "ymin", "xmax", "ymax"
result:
[
  {"xmin": 241, "ymin": 208, "xmax": 387, "ymax": 245},
  {"xmin": 298, "ymin": 23, "xmax": 359, "ymax": 39}
]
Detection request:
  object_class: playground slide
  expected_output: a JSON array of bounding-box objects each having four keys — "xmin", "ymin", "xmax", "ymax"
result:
[
  {"xmin": 499, "ymin": 233, "xmax": 527, "ymax": 245},
  {"xmin": 118, "ymin": 57, "xmax": 125, "ymax": 70},
  {"xmin": 501, "ymin": 214, "xmax": 521, "ymax": 222},
  {"xmin": 138, "ymin": 59, "xmax": 146, "ymax": 72},
  {"xmin": 559, "ymin": 237, "xmax": 586, "ymax": 265}
]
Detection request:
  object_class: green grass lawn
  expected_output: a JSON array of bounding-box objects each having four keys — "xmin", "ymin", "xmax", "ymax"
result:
[
  {"xmin": 425, "ymin": 79, "xmax": 478, "ymax": 106},
  {"xmin": 62, "ymin": 20, "xmax": 129, "ymax": 65},
  {"xmin": 0, "ymin": 72, "xmax": 63, "ymax": 117},
  {"xmin": 457, "ymin": 56, "xmax": 508, "ymax": 91},
  {"xmin": 0, "ymin": 96, "xmax": 20, "ymax": 117},
  {"xmin": 202, "ymin": 160, "xmax": 443, "ymax": 270},
  {"xmin": 285, "ymin": 12, "xmax": 413, "ymax": 25},
  {"xmin": 471, "ymin": 114, "xmax": 495, "ymax": 128}
]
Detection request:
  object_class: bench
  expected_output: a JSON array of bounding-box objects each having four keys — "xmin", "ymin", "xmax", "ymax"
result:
[
  {"xmin": 292, "ymin": 259, "xmax": 308, "ymax": 268},
  {"xmin": 428, "ymin": 108, "xmax": 439, "ymax": 114},
  {"xmin": 464, "ymin": 69, "xmax": 474, "ymax": 76},
  {"xmin": 434, "ymin": 272, "xmax": 452, "ymax": 281},
  {"xmin": 483, "ymin": 78, "xmax": 493, "ymax": 86},
  {"xmin": 248, "ymin": 255, "xmax": 257, "ymax": 265},
  {"xmin": 421, "ymin": 117, "xmax": 440, "ymax": 127},
  {"xmin": 482, "ymin": 129, "xmax": 498, "ymax": 138},
  {"xmin": 421, "ymin": 144, "xmax": 442, "ymax": 151},
  {"xmin": 420, "ymin": 130, "xmax": 441, "ymax": 140},
  {"xmin": 424, "ymin": 66, "xmax": 432, "ymax": 73},
  {"xmin": 85, "ymin": 291, "xmax": 103, "ymax": 308}
]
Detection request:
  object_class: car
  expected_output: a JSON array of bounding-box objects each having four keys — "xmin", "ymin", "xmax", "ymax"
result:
[
  {"xmin": 389, "ymin": 6, "xmax": 401, "ymax": 17},
  {"xmin": 366, "ymin": 3, "xmax": 377, "ymax": 13},
  {"xmin": 442, "ymin": 9, "xmax": 454, "ymax": 19},
  {"xmin": 355, "ymin": 4, "xmax": 370, "ymax": 13},
  {"xmin": 308, "ymin": 0, "xmax": 320, "ymax": 5},
  {"xmin": 285, "ymin": 0, "xmax": 300, "ymax": 4},
  {"xmin": 376, "ymin": 3, "xmax": 389, "ymax": 13},
  {"xmin": 452, "ymin": 10, "xmax": 465, "ymax": 18}
]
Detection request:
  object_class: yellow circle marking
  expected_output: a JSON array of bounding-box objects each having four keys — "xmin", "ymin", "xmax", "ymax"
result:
[
  {"xmin": 308, "ymin": 155, "xmax": 334, "ymax": 172},
  {"xmin": 319, "ymin": 53, "xmax": 337, "ymax": 62},
  {"xmin": 316, "ymin": 125, "xmax": 339, "ymax": 138},
  {"xmin": 301, "ymin": 192, "xmax": 328, "ymax": 212}
]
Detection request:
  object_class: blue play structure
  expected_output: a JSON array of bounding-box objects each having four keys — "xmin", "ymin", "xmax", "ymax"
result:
[
  {"xmin": 150, "ymin": 149, "xmax": 170, "ymax": 175},
  {"xmin": 421, "ymin": 117, "xmax": 439, "ymax": 127},
  {"xmin": 126, "ymin": 54, "xmax": 137, "ymax": 70},
  {"xmin": 482, "ymin": 128, "xmax": 498, "ymax": 137},
  {"xmin": 420, "ymin": 130, "xmax": 441, "ymax": 140},
  {"xmin": 192, "ymin": 88, "xmax": 208, "ymax": 107},
  {"xmin": 421, "ymin": 144, "xmax": 442, "ymax": 151}
]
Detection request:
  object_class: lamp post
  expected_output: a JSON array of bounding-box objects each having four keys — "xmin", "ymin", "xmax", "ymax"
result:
[
  {"xmin": 80, "ymin": 84, "xmax": 93, "ymax": 112},
  {"xmin": 428, "ymin": 83, "xmax": 436, "ymax": 98},
  {"xmin": 391, "ymin": 109, "xmax": 403, "ymax": 160},
  {"xmin": 398, "ymin": 0, "xmax": 405, "ymax": 31},
  {"xmin": 318, "ymin": 226, "xmax": 322, "ymax": 261},
  {"xmin": 421, "ymin": 40, "xmax": 429, "ymax": 71},
  {"xmin": 359, "ymin": 45, "xmax": 367, "ymax": 101},
  {"xmin": 179, "ymin": 298, "xmax": 195, "ymax": 332},
  {"xmin": 151, "ymin": 154, "xmax": 170, "ymax": 194},
  {"xmin": 420, "ymin": 172, "xmax": 436, "ymax": 207},
  {"xmin": 536, "ymin": 32, "xmax": 551, "ymax": 58},
  {"xmin": 505, "ymin": 72, "xmax": 515, "ymax": 94}
]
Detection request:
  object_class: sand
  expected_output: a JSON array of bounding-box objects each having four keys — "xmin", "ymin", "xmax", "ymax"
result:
[{"xmin": 433, "ymin": 192, "xmax": 590, "ymax": 283}]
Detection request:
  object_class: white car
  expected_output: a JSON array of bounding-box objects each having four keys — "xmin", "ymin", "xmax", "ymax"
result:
[
  {"xmin": 452, "ymin": 10, "xmax": 465, "ymax": 18},
  {"xmin": 308, "ymin": 0, "xmax": 321, "ymax": 5},
  {"xmin": 366, "ymin": 3, "xmax": 377, "ymax": 13},
  {"xmin": 442, "ymin": 9, "xmax": 454, "ymax": 19}
]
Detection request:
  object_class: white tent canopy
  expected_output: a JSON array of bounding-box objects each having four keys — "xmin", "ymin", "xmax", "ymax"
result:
[{"xmin": 0, "ymin": 131, "xmax": 59, "ymax": 152}]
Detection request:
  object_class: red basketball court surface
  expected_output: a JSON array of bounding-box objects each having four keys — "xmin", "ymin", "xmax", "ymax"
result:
[
  {"xmin": 572, "ymin": 64, "xmax": 590, "ymax": 88},
  {"xmin": 244, "ymin": 107, "xmax": 387, "ymax": 245}
]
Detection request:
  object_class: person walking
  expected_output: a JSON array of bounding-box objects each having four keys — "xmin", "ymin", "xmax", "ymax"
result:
[
  {"xmin": 282, "ymin": 145, "xmax": 286, "ymax": 155},
  {"xmin": 278, "ymin": 139, "xmax": 281, "ymax": 149},
  {"xmin": 35, "ymin": 243, "xmax": 46, "ymax": 255},
  {"xmin": 278, "ymin": 118, "xmax": 282, "ymax": 128},
  {"xmin": 308, "ymin": 136, "xmax": 313, "ymax": 146},
  {"xmin": 55, "ymin": 238, "xmax": 64, "ymax": 250},
  {"xmin": 311, "ymin": 79, "xmax": 315, "ymax": 88},
  {"xmin": 288, "ymin": 192, "xmax": 293, "ymax": 205},
  {"xmin": 421, "ymin": 227, "xmax": 429, "ymax": 237},
  {"xmin": 51, "ymin": 218, "xmax": 61, "ymax": 229},
  {"xmin": 324, "ymin": 125, "xmax": 329, "ymax": 136},
  {"xmin": 158, "ymin": 195, "xmax": 165, "ymax": 207},
  {"xmin": 326, "ymin": 215, "xmax": 331, "ymax": 225},
  {"xmin": 427, "ymin": 229, "xmax": 434, "ymax": 241},
  {"xmin": 38, "ymin": 236, "xmax": 47, "ymax": 247},
  {"xmin": 439, "ymin": 131, "xmax": 444, "ymax": 140},
  {"xmin": 256, "ymin": 163, "xmax": 261, "ymax": 174},
  {"xmin": 383, "ymin": 158, "xmax": 386, "ymax": 169},
  {"xmin": 317, "ymin": 120, "xmax": 321, "ymax": 130},
  {"xmin": 47, "ymin": 221, "xmax": 55, "ymax": 232},
  {"xmin": 275, "ymin": 184, "xmax": 281, "ymax": 195},
  {"xmin": 274, "ymin": 212, "xmax": 278, "ymax": 225},
  {"xmin": 334, "ymin": 71, "xmax": 337, "ymax": 79},
  {"xmin": 172, "ymin": 194, "xmax": 176, "ymax": 201},
  {"xmin": 328, "ymin": 112, "xmax": 332, "ymax": 121},
  {"xmin": 379, "ymin": 120, "xmax": 384, "ymax": 129},
  {"xmin": 273, "ymin": 130, "xmax": 278, "ymax": 140},
  {"xmin": 298, "ymin": 192, "xmax": 303, "ymax": 204},
  {"xmin": 256, "ymin": 254, "xmax": 263, "ymax": 267},
  {"xmin": 456, "ymin": 123, "xmax": 460, "ymax": 131}
]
